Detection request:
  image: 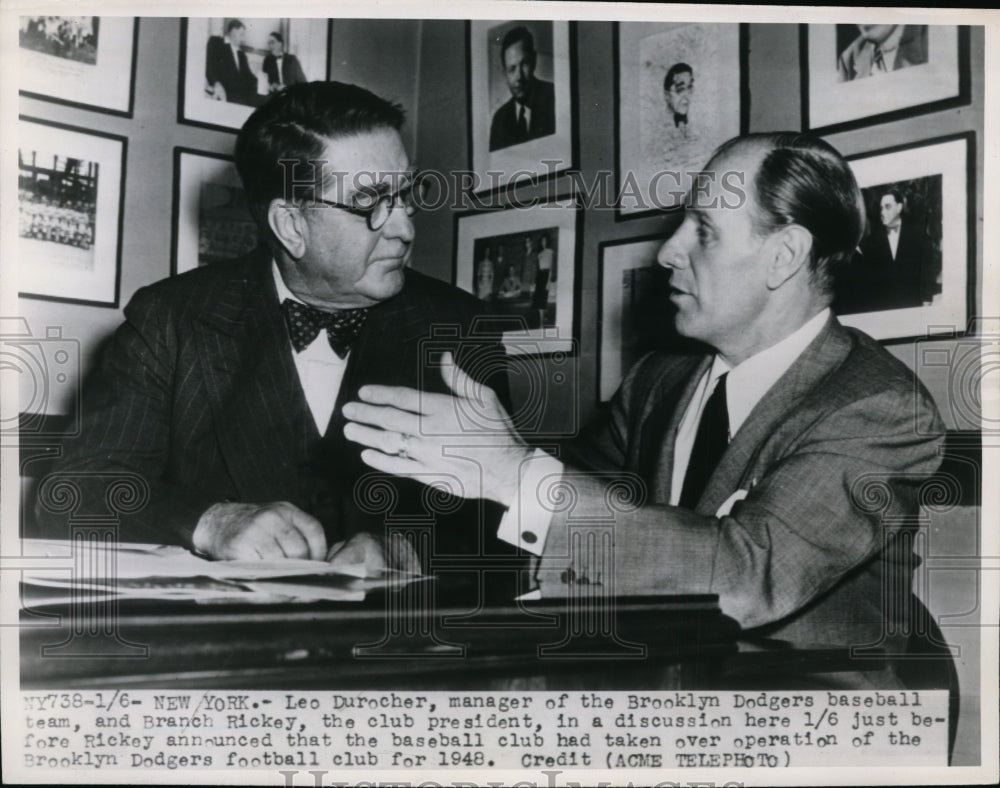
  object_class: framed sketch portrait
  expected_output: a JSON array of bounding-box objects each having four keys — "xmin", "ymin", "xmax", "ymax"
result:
[
  {"xmin": 467, "ymin": 20, "xmax": 575, "ymax": 193},
  {"xmin": 834, "ymin": 133, "xmax": 972, "ymax": 342},
  {"xmin": 598, "ymin": 236, "xmax": 672, "ymax": 402},
  {"xmin": 616, "ymin": 22, "xmax": 747, "ymax": 219},
  {"xmin": 802, "ymin": 25, "xmax": 969, "ymax": 133},
  {"xmin": 171, "ymin": 148, "xmax": 259, "ymax": 275},
  {"xmin": 180, "ymin": 17, "xmax": 330, "ymax": 132},
  {"xmin": 454, "ymin": 198, "xmax": 579, "ymax": 355},
  {"xmin": 18, "ymin": 17, "xmax": 138, "ymax": 116},
  {"xmin": 17, "ymin": 117, "xmax": 125, "ymax": 307}
]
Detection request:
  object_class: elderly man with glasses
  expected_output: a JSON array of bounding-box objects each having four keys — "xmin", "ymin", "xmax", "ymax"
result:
[{"xmin": 38, "ymin": 82, "xmax": 510, "ymax": 568}]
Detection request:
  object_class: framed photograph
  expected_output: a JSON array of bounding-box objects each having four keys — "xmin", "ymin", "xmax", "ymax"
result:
[
  {"xmin": 180, "ymin": 17, "xmax": 331, "ymax": 132},
  {"xmin": 467, "ymin": 20, "xmax": 575, "ymax": 193},
  {"xmin": 834, "ymin": 133, "xmax": 972, "ymax": 342},
  {"xmin": 598, "ymin": 236, "xmax": 672, "ymax": 402},
  {"xmin": 18, "ymin": 17, "xmax": 138, "ymax": 117},
  {"xmin": 17, "ymin": 117, "xmax": 125, "ymax": 308},
  {"xmin": 802, "ymin": 24, "xmax": 969, "ymax": 134},
  {"xmin": 616, "ymin": 22, "xmax": 747, "ymax": 219},
  {"xmin": 454, "ymin": 198, "xmax": 579, "ymax": 355},
  {"xmin": 171, "ymin": 148, "xmax": 259, "ymax": 275}
]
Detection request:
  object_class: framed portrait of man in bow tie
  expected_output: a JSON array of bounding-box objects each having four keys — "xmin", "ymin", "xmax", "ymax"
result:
[
  {"xmin": 615, "ymin": 22, "xmax": 747, "ymax": 220},
  {"xmin": 802, "ymin": 24, "xmax": 969, "ymax": 134}
]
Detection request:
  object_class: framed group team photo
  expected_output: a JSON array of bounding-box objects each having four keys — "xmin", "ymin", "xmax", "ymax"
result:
[
  {"xmin": 18, "ymin": 16, "xmax": 138, "ymax": 116},
  {"xmin": 171, "ymin": 148, "xmax": 259, "ymax": 275},
  {"xmin": 17, "ymin": 117, "xmax": 126, "ymax": 307},
  {"xmin": 453, "ymin": 198, "xmax": 579, "ymax": 355},
  {"xmin": 466, "ymin": 20, "xmax": 575, "ymax": 193},
  {"xmin": 180, "ymin": 17, "xmax": 330, "ymax": 132},
  {"xmin": 835, "ymin": 133, "xmax": 972, "ymax": 342},
  {"xmin": 615, "ymin": 21, "xmax": 747, "ymax": 218},
  {"xmin": 802, "ymin": 24, "xmax": 969, "ymax": 133}
]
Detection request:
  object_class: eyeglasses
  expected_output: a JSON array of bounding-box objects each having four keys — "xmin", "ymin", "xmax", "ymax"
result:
[{"xmin": 311, "ymin": 177, "xmax": 429, "ymax": 232}]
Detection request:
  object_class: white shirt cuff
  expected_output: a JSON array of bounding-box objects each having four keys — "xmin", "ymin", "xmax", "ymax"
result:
[{"xmin": 496, "ymin": 448, "xmax": 564, "ymax": 556}]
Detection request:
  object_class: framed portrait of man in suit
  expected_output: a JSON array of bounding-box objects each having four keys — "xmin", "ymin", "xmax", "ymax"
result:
[
  {"xmin": 171, "ymin": 148, "xmax": 259, "ymax": 275},
  {"xmin": 615, "ymin": 22, "xmax": 747, "ymax": 219},
  {"xmin": 17, "ymin": 116, "xmax": 125, "ymax": 308},
  {"xmin": 180, "ymin": 17, "xmax": 330, "ymax": 132},
  {"xmin": 467, "ymin": 20, "xmax": 576, "ymax": 193},
  {"xmin": 18, "ymin": 16, "xmax": 138, "ymax": 117},
  {"xmin": 836, "ymin": 133, "xmax": 972, "ymax": 341},
  {"xmin": 802, "ymin": 24, "xmax": 969, "ymax": 133}
]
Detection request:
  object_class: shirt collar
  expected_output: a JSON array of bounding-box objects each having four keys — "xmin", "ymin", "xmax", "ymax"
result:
[{"xmin": 720, "ymin": 308, "xmax": 831, "ymax": 435}]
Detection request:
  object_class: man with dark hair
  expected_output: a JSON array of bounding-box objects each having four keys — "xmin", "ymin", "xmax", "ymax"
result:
[
  {"xmin": 862, "ymin": 188, "xmax": 934, "ymax": 311},
  {"xmin": 489, "ymin": 25, "xmax": 556, "ymax": 152},
  {"xmin": 345, "ymin": 132, "xmax": 945, "ymax": 687},
  {"xmin": 205, "ymin": 19, "xmax": 260, "ymax": 106},
  {"xmin": 262, "ymin": 31, "xmax": 307, "ymax": 93},
  {"xmin": 39, "ymin": 82, "xmax": 509, "ymax": 567},
  {"xmin": 663, "ymin": 62, "xmax": 694, "ymax": 137},
  {"xmin": 838, "ymin": 24, "xmax": 929, "ymax": 82}
]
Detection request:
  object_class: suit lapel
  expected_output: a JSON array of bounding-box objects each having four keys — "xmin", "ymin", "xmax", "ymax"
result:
[
  {"xmin": 195, "ymin": 255, "xmax": 314, "ymax": 502},
  {"xmin": 640, "ymin": 354, "xmax": 711, "ymax": 501},
  {"xmin": 695, "ymin": 315, "xmax": 853, "ymax": 515}
]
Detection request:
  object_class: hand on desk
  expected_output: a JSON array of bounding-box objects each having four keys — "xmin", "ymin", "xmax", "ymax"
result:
[
  {"xmin": 326, "ymin": 532, "xmax": 421, "ymax": 575},
  {"xmin": 192, "ymin": 501, "xmax": 327, "ymax": 560},
  {"xmin": 342, "ymin": 352, "xmax": 531, "ymax": 505}
]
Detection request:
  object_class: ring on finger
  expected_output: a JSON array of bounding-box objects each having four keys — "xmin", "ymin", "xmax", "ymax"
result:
[{"xmin": 397, "ymin": 432, "xmax": 412, "ymax": 459}]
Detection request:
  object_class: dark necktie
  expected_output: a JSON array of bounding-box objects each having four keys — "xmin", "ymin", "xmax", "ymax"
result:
[
  {"xmin": 517, "ymin": 104, "xmax": 529, "ymax": 136},
  {"xmin": 679, "ymin": 372, "xmax": 729, "ymax": 509},
  {"xmin": 873, "ymin": 43, "xmax": 886, "ymax": 72},
  {"xmin": 281, "ymin": 299, "xmax": 368, "ymax": 359},
  {"xmin": 674, "ymin": 112, "xmax": 688, "ymax": 127}
]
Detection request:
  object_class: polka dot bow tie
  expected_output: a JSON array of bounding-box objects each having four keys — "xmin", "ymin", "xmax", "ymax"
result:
[{"xmin": 281, "ymin": 299, "xmax": 369, "ymax": 359}]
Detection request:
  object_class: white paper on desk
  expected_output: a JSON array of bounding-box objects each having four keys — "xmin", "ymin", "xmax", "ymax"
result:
[
  {"xmin": 21, "ymin": 538, "xmax": 386, "ymax": 580},
  {"xmin": 19, "ymin": 539, "xmax": 426, "ymax": 604}
]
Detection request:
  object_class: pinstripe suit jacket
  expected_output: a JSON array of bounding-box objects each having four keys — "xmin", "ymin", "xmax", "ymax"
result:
[
  {"xmin": 538, "ymin": 315, "xmax": 944, "ymax": 658},
  {"xmin": 40, "ymin": 250, "xmax": 508, "ymax": 552}
]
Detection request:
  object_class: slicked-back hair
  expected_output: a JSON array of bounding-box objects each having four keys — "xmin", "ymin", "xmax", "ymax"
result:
[
  {"xmin": 501, "ymin": 26, "xmax": 536, "ymax": 65},
  {"xmin": 225, "ymin": 19, "xmax": 244, "ymax": 35},
  {"xmin": 664, "ymin": 62, "xmax": 693, "ymax": 92},
  {"xmin": 234, "ymin": 81, "xmax": 406, "ymax": 236},
  {"xmin": 714, "ymin": 132, "xmax": 865, "ymax": 296}
]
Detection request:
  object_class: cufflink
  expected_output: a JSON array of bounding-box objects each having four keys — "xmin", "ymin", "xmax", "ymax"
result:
[{"xmin": 521, "ymin": 531, "xmax": 537, "ymax": 545}]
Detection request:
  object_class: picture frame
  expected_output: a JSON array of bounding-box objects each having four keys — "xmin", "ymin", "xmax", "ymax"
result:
[
  {"xmin": 597, "ymin": 236, "xmax": 667, "ymax": 403},
  {"xmin": 18, "ymin": 17, "xmax": 139, "ymax": 117},
  {"xmin": 179, "ymin": 17, "xmax": 331, "ymax": 133},
  {"xmin": 171, "ymin": 148, "xmax": 259, "ymax": 276},
  {"xmin": 17, "ymin": 116, "xmax": 126, "ymax": 308},
  {"xmin": 453, "ymin": 197, "xmax": 579, "ymax": 355},
  {"xmin": 834, "ymin": 133, "xmax": 973, "ymax": 342},
  {"xmin": 615, "ymin": 22, "xmax": 748, "ymax": 219},
  {"xmin": 801, "ymin": 24, "xmax": 970, "ymax": 134},
  {"xmin": 466, "ymin": 20, "xmax": 576, "ymax": 194}
]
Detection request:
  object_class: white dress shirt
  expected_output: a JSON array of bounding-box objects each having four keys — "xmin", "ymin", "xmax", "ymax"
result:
[
  {"xmin": 887, "ymin": 225, "xmax": 901, "ymax": 260},
  {"xmin": 499, "ymin": 308, "xmax": 832, "ymax": 555},
  {"xmin": 272, "ymin": 262, "xmax": 349, "ymax": 435}
]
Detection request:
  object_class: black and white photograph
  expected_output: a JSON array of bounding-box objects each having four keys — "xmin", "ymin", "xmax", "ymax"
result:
[
  {"xmin": 171, "ymin": 149, "xmax": 259, "ymax": 275},
  {"xmin": 468, "ymin": 20, "xmax": 574, "ymax": 191},
  {"xmin": 598, "ymin": 236, "xmax": 667, "ymax": 402},
  {"xmin": 836, "ymin": 134, "xmax": 970, "ymax": 341},
  {"xmin": 180, "ymin": 17, "xmax": 330, "ymax": 130},
  {"xmin": 803, "ymin": 24, "xmax": 968, "ymax": 133},
  {"xmin": 0, "ymin": 6, "xmax": 994, "ymax": 788},
  {"xmin": 18, "ymin": 16, "xmax": 137, "ymax": 116},
  {"xmin": 455, "ymin": 198, "xmax": 577, "ymax": 353},
  {"xmin": 616, "ymin": 22, "xmax": 745, "ymax": 217},
  {"xmin": 17, "ymin": 117, "xmax": 124, "ymax": 306}
]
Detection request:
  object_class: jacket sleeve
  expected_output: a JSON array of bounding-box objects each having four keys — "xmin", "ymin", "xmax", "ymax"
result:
[
  {"xmin": 536, "ymin": 381, "xmax": 945, "ymax": 629},
  {"xmin": 34, "ymin": 287, "xmax": 218, "ymax": 547}
]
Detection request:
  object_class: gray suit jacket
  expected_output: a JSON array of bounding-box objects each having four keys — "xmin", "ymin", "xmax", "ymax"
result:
[{"xmin": 537, "ymin": 316, "xmax": 944, "ymax": 655}]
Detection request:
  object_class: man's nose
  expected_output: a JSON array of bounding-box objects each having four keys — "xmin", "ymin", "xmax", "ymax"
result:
[
  {"xmin": 383, "ymin": 202, "xmax": 415, "ymax": 243},
  {"xmin": 657, "ymin": 221, "xmax": 692, "ymax": 269}
]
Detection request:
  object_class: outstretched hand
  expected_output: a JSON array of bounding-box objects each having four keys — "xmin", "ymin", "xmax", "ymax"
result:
[{"xmin": 342, "ymin": 352, "xmax": 531, "ymax": 504}]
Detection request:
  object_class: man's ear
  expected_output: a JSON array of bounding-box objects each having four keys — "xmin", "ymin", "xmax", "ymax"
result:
[
  {"xmin": 267, "ymin": 198, "xmax": 307, "ymax": 259},
  {"xmin": 766, "ymin": 224, "xmax": 813, "ymax": 290}
]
